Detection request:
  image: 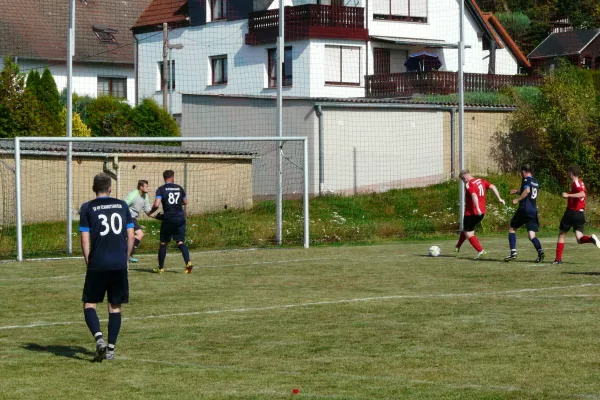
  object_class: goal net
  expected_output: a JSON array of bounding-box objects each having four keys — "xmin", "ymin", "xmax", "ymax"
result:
[{"xmin": 0, "ymin": 137, "xmax": 308, "ymax": 260}]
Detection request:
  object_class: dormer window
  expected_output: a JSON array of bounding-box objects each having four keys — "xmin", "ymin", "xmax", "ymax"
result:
[
  {"xmin": 92, "ymin": 26, "xmax": 118, "ymax": 44},
  {"xmin": 211, "ymin": 0, "xmax": 227, "ymax": 21}
]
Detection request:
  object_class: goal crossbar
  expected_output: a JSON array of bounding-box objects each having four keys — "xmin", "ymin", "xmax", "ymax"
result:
[{"xmin": 13, "ymin": 136, "xmax": 310, "ymax": 261}]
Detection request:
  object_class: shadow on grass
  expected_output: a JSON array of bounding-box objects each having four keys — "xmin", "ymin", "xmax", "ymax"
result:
[
  {"xmin": 130, "ymin": 268, "xmax": 179, "ymax": 274},
  {"xmin": 562, "ymin": 271, "xmax": 600, "ymax": 276},
  {"xmin": 22, "ymin": 343, "xmax": 94, "ymax": 361}
]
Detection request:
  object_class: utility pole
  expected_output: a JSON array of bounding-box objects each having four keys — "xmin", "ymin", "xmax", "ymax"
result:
[{"xmin": 162, "ymin": 22, "xmax": 168, "ymax": 110}]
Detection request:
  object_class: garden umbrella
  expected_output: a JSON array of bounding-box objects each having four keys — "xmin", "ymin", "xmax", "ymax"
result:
[{"xmin": 404, "ymin": 52, "xmax": 442, "ymax": 72}]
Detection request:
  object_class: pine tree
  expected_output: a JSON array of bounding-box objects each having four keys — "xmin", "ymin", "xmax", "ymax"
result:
[
  {"xmin": 38, "ymin": 68, "xmax": 62, "ymax": 123},
  {"xmin": 25, "ymin": 70, "xmax": 41, "ymax": 97}
]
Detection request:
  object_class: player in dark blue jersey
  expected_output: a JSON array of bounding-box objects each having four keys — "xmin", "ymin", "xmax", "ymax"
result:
[
  {"xmin": 504, "ymin": 164, "xmax": 545, "ymax": 263},
  {"xmin": 149, "ymin": 170, "xmax": 193, "ymax": 274},
  {"xmin": 79, "ymin": 173, "xmax": 135, "ymax": 362}
]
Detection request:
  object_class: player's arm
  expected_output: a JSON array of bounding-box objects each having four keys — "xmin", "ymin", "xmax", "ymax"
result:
[
  {"xmin": 471, "ymin": 193, "xmax": 482, "ymax": 215},
  {"xmin": 149, "ymin": 188, "xmax": 162, "ymax": 215},
  {"xmin": 182, "ymin": 188, "xmax": 188, "ymax": 206},
  {"xmin": 562, "ymin": 191, "xmax": 585, "ymax": 199},
  {"xmin": 512, "ymin": 187, "xmax": 530, "ymax": 205},
  {"xmin": 124, "ymin": 190, "xmax": 136, "ymax": 206},
  {"xmin": 143, "ymin": 196, "xmax": 153, "ymax": 217},
  {"xmin": 489, "ymin": 184, "xmax": 506, "ymax": 206},
  {"xmin": 78, "ymin": 204, "xmax": 90, "ymax": 266},
  {"xmin": 81, "ymin": 232, "xmax": 90, "ymax": 267},
  {"xmin": 125, "ymin": 208, "xmax": 135, "ymax": 258}
]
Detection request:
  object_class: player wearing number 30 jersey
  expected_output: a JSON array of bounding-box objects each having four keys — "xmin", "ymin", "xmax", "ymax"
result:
[
  {"xmin": 149, "ymin": 170, "xmax": 193, "ymax": 274},
  {"xmin": 504, "ymin": 164, "xmax": 545, "ymax": 263},
  {"xmin": 79, "ymin": 173, "xmax": 135, "ymax": 362},
  {"xmin": 455, "ymin": 170, "xmax": 505, "ymax": 259}
]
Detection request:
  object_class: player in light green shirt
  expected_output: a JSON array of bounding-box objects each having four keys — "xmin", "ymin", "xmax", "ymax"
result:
[{"xmin": 124, "ymin": 180, "xmax": 152, "ymax": 262}]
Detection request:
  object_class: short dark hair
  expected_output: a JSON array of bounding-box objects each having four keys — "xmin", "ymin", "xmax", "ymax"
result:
[
  {"xmin": 163, "ymin": 170, "xmax": 175, "ymax": 180},
  {"xmin": 93, "ymin": 173, "xmax": 112, "ymax": 194},
  {"xmin": 567, "ymin": 164, "xmax": 581, "ymax": 177},
  {"xmin": 521, "ymin": 164, "xmax": 532, "ymax": 173},
  {"xmin": 458, "ymin": 169, "xmax": 470, "ymax": 179},
  {"xmin": 137, "ymin": 179, "xmax": 149, "ymax": 189}
]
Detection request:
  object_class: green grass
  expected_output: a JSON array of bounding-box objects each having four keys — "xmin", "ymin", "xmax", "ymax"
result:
[
  {"xmin": 2, "ymin": 238, "xmax": 600, "ymax": 399},
  {"xmin": 420, "ymin": 87, "xmax": 542, "ymax": 106},
  {"xmin": 2, "ymin": 174, "xmax": 600, "ymax": 259}
]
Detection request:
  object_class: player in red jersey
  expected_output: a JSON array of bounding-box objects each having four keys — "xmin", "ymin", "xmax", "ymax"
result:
[
  {"xmin": 455, "ymin": 170, "xmax": 505, "ymax": 259},
  {"xmin": 552, "ymin": 165, "xmax": 600, "ymax": 264}
]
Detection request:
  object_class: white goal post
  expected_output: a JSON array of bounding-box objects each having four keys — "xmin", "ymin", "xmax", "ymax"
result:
[{"xmin": 13, "ymin": 136, "xmax": 310, "ymax": 261}]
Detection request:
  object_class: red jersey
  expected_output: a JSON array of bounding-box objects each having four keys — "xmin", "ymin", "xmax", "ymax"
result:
[
  {"xmin": 465, "ymin": 178, "xmax": 491, "ymax": 216},
  {"xmin": 567, "ymin": 179, "xmax": 586, "ymax": 211}
]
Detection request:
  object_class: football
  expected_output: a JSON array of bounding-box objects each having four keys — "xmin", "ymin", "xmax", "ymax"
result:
[{"xmin": 429, "ymin": 245, "xmax": 441, "ymax": 257}]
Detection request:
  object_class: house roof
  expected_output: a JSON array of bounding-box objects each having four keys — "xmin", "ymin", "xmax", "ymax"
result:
[
  {"xmin": 528, "ymin": 28, "xmax": 600, "ymax": 59},
  {"xmin": 132, "ymin": 0, "xmax": 189, "ymax": 32},
  {"xmin": 482, "ymin": 12, "xmax": 531, "ymax": 68},
  {"xmin": 0, "ymin": 0, "xmax": 151, "ymax": 64},
  {"xmin": 0, "ymin": 140, "xmax": 255, "ymax": 157}
]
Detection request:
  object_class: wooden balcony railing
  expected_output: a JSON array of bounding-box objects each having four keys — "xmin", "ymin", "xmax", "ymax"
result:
[
  {"xmin": 245, "ymin": 4, "xmax": 368, "ymax": 45},
  {"xmin": 365, "ymin": 71, "xmax": 544, "ymax": 98}
]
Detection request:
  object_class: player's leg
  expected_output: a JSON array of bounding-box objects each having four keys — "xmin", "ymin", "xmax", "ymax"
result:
[
  {"xmin": 105, "ymin": 270, "xmax": 128, "ymax": 360},
  {"xmin": 505, "ymin": 226, "xmax": 518, "ymax": 261},
  {"xmin": 553, "ymin": 231, "xmax": 567, "ymax": 264},
  {"xmin": 82, "ymin": 271, "xmax": 108, "ymax": 362},
  {"xmin": 527, "ymin": 215, "xmax": 544, "ymax": 263},
  {"xmin": 155, "ymin": 221, "xmax": 171, "ymax": 273},
  {"xmin": 130, "ymin": 219, "xmax": 144, "ymax": 263},
  {"xmin": 466, "ymin": 215, "xmax": 486, "ymax": 259},
  {"xmin": 174, "ymin": 218, "xmax": 192, "ymax": 274},
  {"xmin": 455, "ymin": 216, "xmax": 470, "ymax": 253},
  {"xmin": 573, "ymin": 214, "xmax": 600, "ymax": 247}
]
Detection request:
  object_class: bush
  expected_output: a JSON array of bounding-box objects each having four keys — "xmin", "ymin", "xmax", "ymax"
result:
[
  {"xmin": 85, "ymin": 95, "xmax": 134, "ymax": 137},
  {"xmin": 492, "ymin": 62, "xmax": 600, "ymax": 193},
  {"xmin": 132, "ymin": 98, "xmax": 180, "ymax": 137},
  {"xmin": 60, "ymin": 107, "xmax": 91, "ymax": 137}
]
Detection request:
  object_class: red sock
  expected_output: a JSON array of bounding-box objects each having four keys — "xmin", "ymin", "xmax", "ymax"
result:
[
  {"xmin": 555, "ymin": 242, "xmax": 564, "ymax": 261},
  {"xmin": 456, "ymin": 232, "xmax": 467, "ymax": 249},
  {"xmin": 468, "ymin": 236, "xmax": 483, "ymax": 252},
  {"xmin": 579, "ymin": 236, "xmax": 593, "ymax": 244}
]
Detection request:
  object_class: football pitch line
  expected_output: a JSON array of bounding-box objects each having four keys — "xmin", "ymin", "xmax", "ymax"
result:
[{"xmin": 1, "ymin": 283, "xmax": 598, "ymax": 331}]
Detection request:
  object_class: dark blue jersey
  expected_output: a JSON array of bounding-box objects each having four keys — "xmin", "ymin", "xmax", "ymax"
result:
[
  {"xmin": 518, "ymin": 176, "xmax": 539, "ymax": 214},
  {"xmin": 156, "ymin": 183, "xmax": 187, "ymax": 219},
  {"xmin": 78, "ymin": 197, "xmax": 134, "ymax": 271}
]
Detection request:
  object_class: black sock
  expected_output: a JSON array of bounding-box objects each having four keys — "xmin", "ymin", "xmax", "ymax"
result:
[
  {"xmin": 108, "ymin": 312, "xmax": 122, "ymax": 348},
  {"xmin": 158, "ymin": 244, "xmax": 168, "ymax": 268},
  {"xmin": 131, "ymin": 238, "xmax": 140, "ymax": 256},
  {"xmin": 84, "ymin": 308, "xmax": 102, "ymax": 341},
  {"xmin": 178, "ymin": 243, "xmax": 190, "ymax": 265},
  {"xmin": 531, "ymin": 238, "xmax": 543, "ymax": 253}
]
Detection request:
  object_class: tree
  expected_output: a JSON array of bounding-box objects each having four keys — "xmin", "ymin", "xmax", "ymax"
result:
[
  {"xmin": 60, "ymin": 107, "xmax": 91, "ymax": 137},
  {"xmin": 0, "ymin": 57, "xmax": 47, "ymax": 138},
  {"xmin": 132, "ymin": 98, "xmax": 180, "ymax": 137},
  {"xmin": 37, "ymin": 68, "xmax": 62, "ymax": 134},
  {"xmin": 25, "ymin": 70, "xmax": 41, "ymax": 97}
]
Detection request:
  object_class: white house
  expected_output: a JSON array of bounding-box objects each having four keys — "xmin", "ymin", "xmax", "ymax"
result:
[
  {"xmin": 0, "ymin": 0, "xmax": 151, "ymax": 106},
  {"xmin": 132, "ymin": 0, "xmax": 531, "ymax": 115}
]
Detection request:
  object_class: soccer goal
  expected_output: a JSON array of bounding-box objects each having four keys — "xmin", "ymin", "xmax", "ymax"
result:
[{"xmin": 2, "ymin": 136, "xmax": 309, "ymax": 261}]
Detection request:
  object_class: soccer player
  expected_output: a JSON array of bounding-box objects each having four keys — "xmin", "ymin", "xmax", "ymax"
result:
[
  {"xmin": 149, "ymin": 170, "xmax": 193, "ymax": 274},
  {"xmin": 79, "ymin": 173, "xmax": 134, "ymax": 362},
  {"xmin": 124, "ymin": 180, "xmax": 152, "ymax": 263},
  {"xmin": 504, "ymin": 164, "xmax": 545, "ymax": 263},
  {"xmin": 552, "ymin": 164, "xmax": 600, "ymax": 264},
  {"xmin": 455, "ymin": 170, "xmax": 505, "ymax": 259}
]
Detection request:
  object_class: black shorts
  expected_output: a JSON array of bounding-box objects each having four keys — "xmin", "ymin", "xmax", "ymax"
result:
[
  {"xmin": 82, "ymin": 269, "xmax": 129, "ymax": 304},
  {"xmin": 510, "ymin": 210, "xmax": 539, "ymax": 232},
  {"xmin": 133, "ymin": 218, "xmax": 142, "ymax": 232},
  {"xmin": 160, "ymin": 216, "xmax": 186, "ymax": 243},
  {"xmin": 559, "ymin": 210, "xmax": 586, "ymax": 233},
  {"xmin": 463, "ymin": 214, "xmax": 485, "ymax": 232}
]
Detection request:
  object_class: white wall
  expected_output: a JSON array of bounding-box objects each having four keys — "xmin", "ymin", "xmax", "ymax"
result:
[{"xmin": 1, "ymin": 59, "xmax": 135, "ymax": 105}]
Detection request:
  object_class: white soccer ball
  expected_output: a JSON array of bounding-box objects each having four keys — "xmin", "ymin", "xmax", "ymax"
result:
[{"xmin": 429, "ymin": 245, "xmax": 441, "ymax": 257}]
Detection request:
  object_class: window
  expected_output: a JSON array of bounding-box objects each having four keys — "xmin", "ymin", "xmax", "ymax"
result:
[
  {"xmin": 373, "ymin": 0, "xmax": 427, "ymax": 23},
  {"xmin": 98, "ymin": 77, "xmax": 127, "ymax": 98},
  {"xmin": 158, "ymin": 60, "xmax": 176, "ymax": 90},
  {"xmin": 211, "ymin": 55, "xmax": 228, "ymax": 85},
  {"xmin": 268, "ymin": 47, "xmax": 293, "ymax": 88},
  {"xmin": 325, "ymin": 46, "xmax": 361, "ymax": 85},
  {"xmin": 92, "ymin": 26, "xmax": 118, "ymax": 43},
  {"xmin": 211, "ymin": 0, "xmax": 227, "ymax": 20}
]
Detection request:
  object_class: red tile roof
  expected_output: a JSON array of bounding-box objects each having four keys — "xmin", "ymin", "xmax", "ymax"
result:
[
  {"xmin": 0, "ymin": 0, "xmax": 152, "ymax": 64},
  {"xmin": 132, "ymin": 0, "xmax": 188, "ymax": 31}
]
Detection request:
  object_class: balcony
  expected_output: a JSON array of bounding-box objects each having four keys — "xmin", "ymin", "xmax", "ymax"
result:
[
  {"xmin": 245, "ymin": 5, "xmax": 368, "ymax": 46},
  {"xmin": 365, "ymin": 71, "xmax": 544, "ymax": 98}
]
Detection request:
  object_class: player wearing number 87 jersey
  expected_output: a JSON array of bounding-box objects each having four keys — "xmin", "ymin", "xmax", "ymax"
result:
[
  {"xmin": 79, "ymin": 173, "xmax": 135, "ymax": 362},
  {"xmin": 504, "ymin": 164, "xmax": 545, "ymax": 263},
  {"xmin": 149, "ymin": 170, "xmax": 193, "ymax": 274}
]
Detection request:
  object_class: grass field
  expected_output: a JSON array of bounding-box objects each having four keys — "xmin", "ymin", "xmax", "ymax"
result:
[{"xmin": 1, "ymin": 237, "xmax": 600, "ymax": 399}]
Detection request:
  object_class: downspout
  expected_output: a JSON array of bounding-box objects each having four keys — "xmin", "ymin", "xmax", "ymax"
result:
[
  {"xmin": 315, "ymin": 105, "xmax": 324, "ymax": 195},
  {"xmin": 365, "ymin": 0, "xmax": 369, "ymax": 81},
  {"xmin": 134, "ymin": 36, "xmax": 139, "ymax": 106},
  {"xmin": 450, "ymin": 108, "xmax": 456, "ymax": 179},
  {"xmin": 488, "ymin": 40, "xmax": 496, "ymax": 74}
]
